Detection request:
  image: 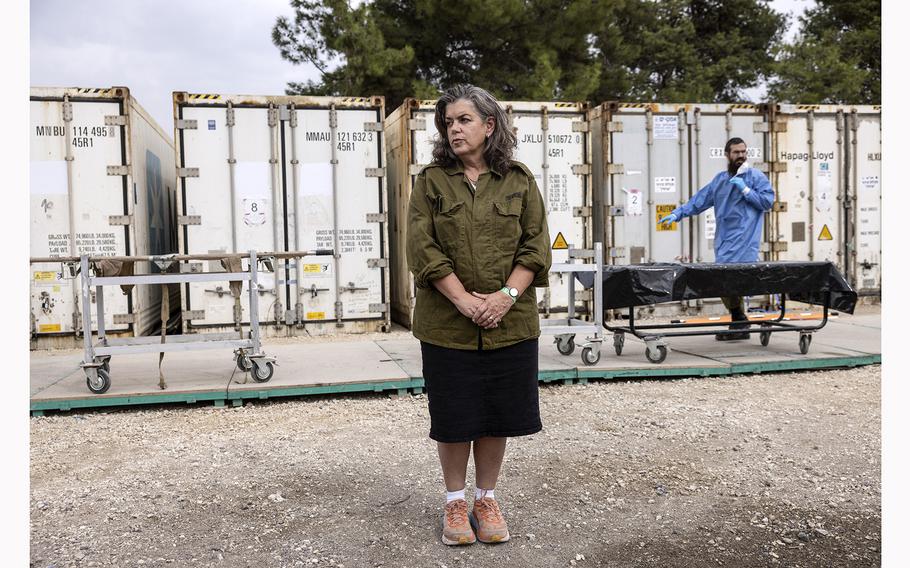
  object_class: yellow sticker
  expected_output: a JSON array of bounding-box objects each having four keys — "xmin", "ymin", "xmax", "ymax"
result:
[
  {"xmin": 38, "ymin": 324, "xmax": 61, "ymax": 333},
  {"xmin": 34, "ymin": 271, "xmax": 56, "ymax": 282},
  {"xmin": 52, "ymin": 286, "xmax": 61, "ymax": 292},
  {"xmin": 656, "ymin": 205, "xmax": 677, "ymax": 231},
  {"xmin": 306, "ymin": 312, "xmax": 326, "ymax": 320},
  {"xmin": 303, "ymin": 264, "xmax": 323, "ymax": 273},
  {"xmin": 551, "ymin": 232, "xmax": 569, "ymax": 250},
  {"xmin": 818, "ymin": 224, "xmax": 833, "ymax": 240}
]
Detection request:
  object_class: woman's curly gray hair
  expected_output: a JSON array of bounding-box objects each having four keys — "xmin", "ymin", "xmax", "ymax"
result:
[{"xmin": 431, "ymin": 84, "xmax": 517, "ymax": 175}]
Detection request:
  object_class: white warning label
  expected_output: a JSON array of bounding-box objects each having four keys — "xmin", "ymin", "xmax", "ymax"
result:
[
  {"xmin": 315, "ymin": 228, "xmax": 376, "ymax": 254},
  {"xmin": 704, "ymin": 209, "xmax": 716, "ymax": 240},
  {"xmin": 653, "ymin": 115, "xmax": 678, "ymax": 140},
  {"xmin": 654, "ymin": 176, "xmax": 676, "ymax": 193},
  {"xmin": 46, "ymin": 232, "xmax": 118, "ymax": 256}
]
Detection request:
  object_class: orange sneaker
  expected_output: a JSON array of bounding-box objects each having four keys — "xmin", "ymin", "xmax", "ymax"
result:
[
  {"xmin": 471, "ymin": 496, "xmax": 510, "ymax": 543},
  {"xmin": 442, "ymin": 499, "xmax": 476, "ymax": 545}
]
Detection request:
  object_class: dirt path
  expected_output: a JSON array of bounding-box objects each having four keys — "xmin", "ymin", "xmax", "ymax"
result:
[{"xmin": 30, "ymin": 365, "xmax": 880, "ymax": 567}]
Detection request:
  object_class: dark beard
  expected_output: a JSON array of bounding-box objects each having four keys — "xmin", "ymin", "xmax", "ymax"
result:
[{"xmin": 728, "ymin": 161, "xmax": 742, "ymax": 175}]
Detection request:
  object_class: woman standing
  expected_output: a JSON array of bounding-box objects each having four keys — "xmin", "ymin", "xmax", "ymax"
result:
[{"xmin": 407, "ymin": 84, "xmax": 551, "ymax": 545}]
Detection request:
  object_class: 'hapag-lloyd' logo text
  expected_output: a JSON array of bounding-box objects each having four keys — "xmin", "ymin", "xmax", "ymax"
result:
[{"xmin": 779, "ymin": 150, "xmax": 834, "ymax": 161}]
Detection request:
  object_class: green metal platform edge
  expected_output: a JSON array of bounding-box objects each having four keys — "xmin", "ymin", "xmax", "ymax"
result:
[{"xmin": 30, "ymin": 354, "xmax": 880, "ymax": 415}]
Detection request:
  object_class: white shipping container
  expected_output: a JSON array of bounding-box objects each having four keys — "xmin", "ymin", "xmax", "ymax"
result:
[
  {"xmin": 173, "ymin": 92, "xmax": 390, "ymax": 335},
  {"xmin": 30, "ymin": 86, "xmax": 178, "ymax": 349},
  {"xmin": 847, "ymin": 106, "xmax": 882, "ymax": 293},
  {"xmin": 384, "ymin": 99, "xmax": 593, "ymax": 328}
]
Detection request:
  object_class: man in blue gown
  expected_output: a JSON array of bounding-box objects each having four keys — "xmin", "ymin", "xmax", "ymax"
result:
[{"xmin": 658, "ymin": 137, "xmax": 775, "ymax": 340}]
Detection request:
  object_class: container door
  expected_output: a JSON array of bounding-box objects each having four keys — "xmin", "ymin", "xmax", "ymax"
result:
[
  {"xmin": 511, "ymin": 110, "xmax": 589, "ymax": 315},
  {"xmin": 690, "ymin": 106, "xmax": 768, "ymax": 264},
  {"xmin": 288, "ymin": 107, "xmax": 386, "ymax": 324},
  {"xmin": 30, "ymin": 98, "xmax": 130, "ymax": 335},
  {"xmin": 850, "ymin": 108, "xmax": 882, "ymax": 292},
  {"xmin": 607, "ymin": 107, "xmax": 689, "ymax": 266},
  {"xmin": 771, "ymin": 108, "xmax": 845, "ymax": 269},
  {"xmin": 179, "ymin": 105, "xmax": 284, "ymax": 328}
]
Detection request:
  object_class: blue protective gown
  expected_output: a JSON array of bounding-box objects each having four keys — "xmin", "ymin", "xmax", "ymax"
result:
[{"xmin": 672, "ymin": 167, "xmax": 775, "ymax": 262}]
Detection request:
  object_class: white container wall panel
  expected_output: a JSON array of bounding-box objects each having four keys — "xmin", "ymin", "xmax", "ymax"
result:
[
  {"xmin": 177, "ymin": 105, "xmax": 284, "ymax": 328},
  {"xmin": 30, "ymin": 96, "xmax": 131, "ymax": 336},
  {"xmin": 598, "ymin": 104, "xmax": 690, "ymax": 266},
  {"xmin": 287, "ymin": 107, "xmax": 386, "ymax": 323},
  {"xmin": 690, "ymin": 105, "xmax": 768, "ymax": 264},
  {"xmin": 508, "ymin": 103, "xmax": 590, "ymax": 315},
  {"xmin": 849, "ymin": 107, "xmax": 882, "ymax": 292},
  {"xmin": 768, "ymin": 106, "xmax": 845, "ymax": 269}
]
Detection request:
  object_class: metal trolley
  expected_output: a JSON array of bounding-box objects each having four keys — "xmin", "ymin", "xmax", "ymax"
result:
[
  {"xmin": 608, "ymin": 291, "xmax": 834, "ymax": 364},
  {"xmin": 31, "ymin": 250, "xmax": 324, "ymax": 394},
  {"xmin": 539, "ymin": 242, "xmax": 605, "ymax": 366}
]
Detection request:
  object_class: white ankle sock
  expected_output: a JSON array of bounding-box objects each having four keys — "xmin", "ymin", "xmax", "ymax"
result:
[
  {"xmin": 446, "ymin": 488, "xmax": 466, "ymax": 503},
  {"xmin": 475, "ymin": 487, "xmax": 495, "ymax": 501}
]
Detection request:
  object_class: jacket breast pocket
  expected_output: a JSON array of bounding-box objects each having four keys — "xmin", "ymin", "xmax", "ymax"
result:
[
  {"xmin": 434, "ymin": 197, "xmax": 466, "ymax": 252},
  {"xmin": 492, "ymin": 199, "xmax": 523, "ymax": 253}
]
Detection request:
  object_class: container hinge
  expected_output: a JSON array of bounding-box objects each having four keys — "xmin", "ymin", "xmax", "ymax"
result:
[
  {"xmin": 113, "ymin": 313, "xmax": 135, "ymax": 325},
  {"xmin": 761, "ymin": 241, "xmax": 789, "ymax": 253},
  {"xmin": 572, "ymin": 206, "xmax": 592, "ymax": 218},
  {"xmin": 367, "ymin": 258, "xmax": 388, "ymax": 269},
  {"xmin": 62, "ymin": 100, "xmax": 73, "ymax": 121},
  {"xmin": 606, "ymin": 121, "xmax": 624, "ymax": 132},
  {"xmin": 607, "ymin": 164, "xmax": 625, "ymax": 175},
  {"xmin": 571, "ymin": 164, "xmax": 591, "ymax": 175},
  {"xmin": 572, "ymin": 121, "xmax": 590, "ymax": 132},
  {"xmin": 183, "ymin": 310, "xmax": 205, "ymax": 321},
  {"xmin": 772, "ymin": 201, "xmax": 788, "ymax": 212},
  {"xmin": 365, "ymin": 167, "xmax": 385, "ymax": 177},
  {"xmin": 178, "ymin": 215, "xmax": 202, "ymax": 226},
  {"xmin": 104, "ymin": 115, "xmax": 128, "ymax": 126},
  {"xmin": 175, "ymin": 119, "xmax": 198, "ymax": 130},
  {"xmin": 363, "ymin": 122, "xmax": 382, "ymax": 132},
  {"xmin": 107, "ymin": 165, "xmax": 130, "ymax": 176},
  {"xmin": 608, "ymin": 206, "xmax": 626, "ymax": 216},
  {"xmin": 288, "ymin": 108, "xmax": 298, "ymax": 128},
  {"xmin": 408, "ymin": 118, "xmax": 427, "ymax": 131},
  {"xmin": 108, "ymin": 215, "xmax": 132, "ymax": 226},
  {"xmin": 366, "ymin": 212, "xmax": 387, "ymax": 223},
  {"xmin": 409, "ymin": 164, "xmax": 427, "ymax": 176},
  {"xmin": 268, "ymin": 107, "xmax": 279, "ymax": 127},
  {"xmin": 369, "ymin": 303, "xmax": 389, "ymax": 313},
  {"xmin": 177, "ymin": 167, "xmax": 200, "ymax": 178},
  {"xmin": 181, "ymin": 262, "xmax": 204, "ymax": 273},
  {"xmin": 608, "ymin": 247, "xmax": 627, "ymax": 258}
]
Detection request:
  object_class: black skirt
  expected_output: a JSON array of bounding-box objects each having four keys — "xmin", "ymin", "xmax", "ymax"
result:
[{"xmin": 420, "ymin": 338, "xmax": 542, "ymax": 443}]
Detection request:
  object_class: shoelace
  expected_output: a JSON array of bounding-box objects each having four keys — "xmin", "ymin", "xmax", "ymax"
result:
[
  {"xmin": 475, "ymin": 497, "xmax": 503, "ymax": 523},
  {"xmin": 445, "ymin": 500, "xmax": 469, "ymax": 525}
]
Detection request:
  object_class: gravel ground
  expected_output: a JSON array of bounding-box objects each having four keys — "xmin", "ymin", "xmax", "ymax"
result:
[{"xmin": 30, "ymin": 365, "xmax": 880, "ymax": 567}]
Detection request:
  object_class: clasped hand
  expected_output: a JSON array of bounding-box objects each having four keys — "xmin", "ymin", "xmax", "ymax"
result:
[{"xmin": 454, "ymin": 290, "xmax": 514, "ymax": 329}]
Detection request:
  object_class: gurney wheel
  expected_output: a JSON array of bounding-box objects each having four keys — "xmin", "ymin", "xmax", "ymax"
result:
[
  {"xmin": 759, "ymin": 331, "xmax": 771, "ymax": 347},
  {"xmin": 799, "ymin": 334, "xmax": 812, "ymax": 355},
  {"xmin": 557, "ymin": 336, "xmax": 576, "ymax": 356},
  {"xmin": 613, "ymin": 333, "xmax": 625, "ymax": 356},
  {"xmin": 237, "ymin": 356, "xmax": 252, "ymax": 372},
  {"xmin": 86, "ymin": 368, "xmax": 111, "ymax": 395},
  {"xmin": 581, "ymin": 347, "xmax": 601, "ymax": 366},
  {"xmin": 646, "ymin": 345, "xmax": 668, "ymax": 364},
  {"xmin": 252, "ymin": 361, "xmax": 275, "ymax": 382},
  {"xmin": 100, "ymin": 358, "xmax": 111, "ymax": 373}
]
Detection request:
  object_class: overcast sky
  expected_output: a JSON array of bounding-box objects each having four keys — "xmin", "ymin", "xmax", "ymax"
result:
[{"xmin": 30, "ymin": 0, "xmax": 815, "ymax": 132}]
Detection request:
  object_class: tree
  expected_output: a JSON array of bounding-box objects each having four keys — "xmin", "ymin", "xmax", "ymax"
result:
[
  {"xmin": 273, "ymin": 0, "xmax": 788, "ymax": 107},
  {"xmin": 767, "ymin": 0, "xmax": 880, "ymax": 104},
  {"xmin": 593, "ymin": 0, "xmax": 786, "ymax": 103}
]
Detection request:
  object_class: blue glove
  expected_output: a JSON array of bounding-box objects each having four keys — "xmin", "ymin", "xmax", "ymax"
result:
[
  {"xmin": 658, "ymin": 213, "xmax": 678, "ymax": 226},
  {"xmin": 729, "ymin": 176, "xmax": 747, "ymax": 191}
]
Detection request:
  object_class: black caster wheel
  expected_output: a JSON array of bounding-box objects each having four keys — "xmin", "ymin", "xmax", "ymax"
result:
[
  {"xmin": 799, "ymin": 334, "xmax": 812, "ymax": 355},
  {"xmin": 581, "ymin": 347, "xmax": 601, "ymax": 366},
  {"xmin": 613, "ymin": 333, "xmax": 625, "ymax": 356},
  {"xmin": 252, "ymin": 361, "xmax": 275, "ymax": 382},
  {"xmin": 646, "ymin": 345, "xmax": 668, "ymax": 364},
  {"xmin": 557, "ymin": 336, "xmax": 576, "ymax": 356},
  {"xmin": 760, "ymin": 331, "xmax": 771, "ymax": 347},
  {"xmin": 237, "ymin": 356, "xmax": 252, "ymax": 372},
  {"xmin": 86, "ymin": 368, "xmax": 111, "ymax": 394}
]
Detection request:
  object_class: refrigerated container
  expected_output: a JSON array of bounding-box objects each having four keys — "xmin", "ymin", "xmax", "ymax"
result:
[
  {"xmin": 173, "ymin": 92, "xmax": 391, "ymax": 336},
  {"xmin": 385, "ymin": 98, "xmax": 592, "ymax": 328},
  {"xmin": 30, "ymin": 86, "xmax": 178, "ymax": 349},
  {"xmin": 846, "ymin": 106, "xmax": 881, "ymax": 294}
]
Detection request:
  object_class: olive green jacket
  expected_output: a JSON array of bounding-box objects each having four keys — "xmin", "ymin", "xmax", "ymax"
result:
[{"xmin": 407, "ymin": 160, "xmax": 552, "ymax": 350}]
